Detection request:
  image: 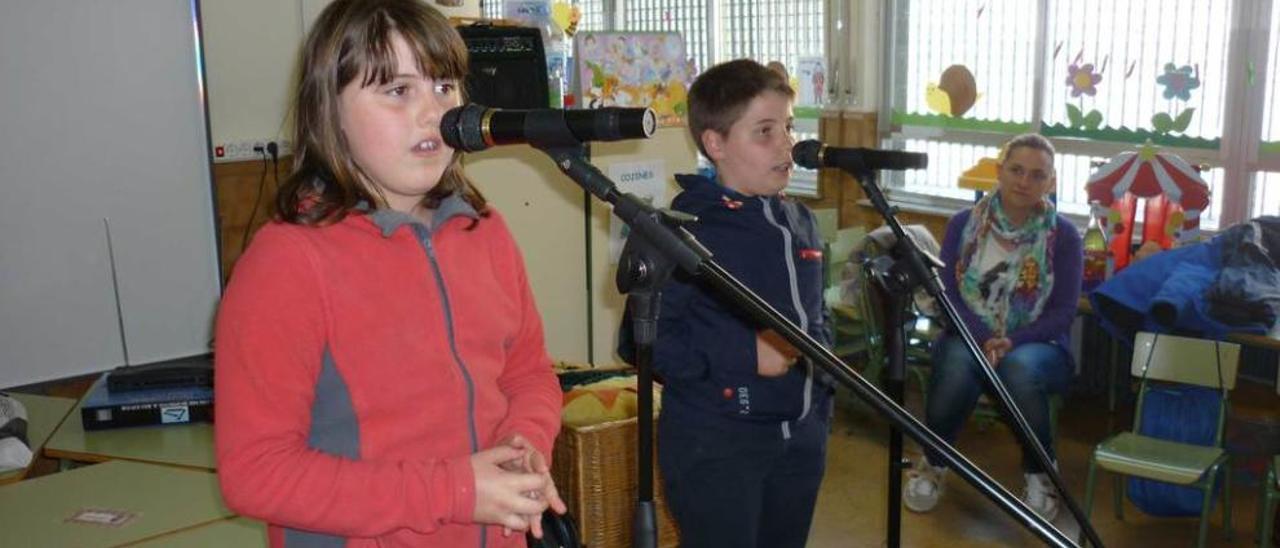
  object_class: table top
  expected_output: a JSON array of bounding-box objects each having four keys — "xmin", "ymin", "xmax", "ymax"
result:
[
  {"xmin": 130, "ymin": 516, "xmax": 268, "ymax": 547},
  {"xmin": 44, "ymin": 395, "xmax": 215, "ymax": 470},
  {"xmin": 0, "ymin": 460, "xmax": 232, "ymax": 547},
  {"xmin": 0, "ymin": 392, "xmax": 76, "ymax": 484}
]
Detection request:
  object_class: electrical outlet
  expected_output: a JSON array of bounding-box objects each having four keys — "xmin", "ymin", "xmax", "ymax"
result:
[{"xmin": 212, "ymin": 139, "xmax": 292, "ymax": 163}]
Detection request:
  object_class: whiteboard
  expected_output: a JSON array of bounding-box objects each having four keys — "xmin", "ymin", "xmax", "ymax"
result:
[{"xmin": 0, "ymin": 0, "xmax": 221, "ymax": 388}]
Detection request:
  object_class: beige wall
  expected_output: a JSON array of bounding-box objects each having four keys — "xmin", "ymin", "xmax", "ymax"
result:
[
  {"xmin": 464, "ymin": 146, "xmax": 592, "ymax": 364},
  {"xmin": 590, "ymin": 129, "xmax": 700, "ymax": 366},
  {"xmin": 461, "ymin": 128, "xmax": 698, "ymax": 367},
  {"xmin": 202, "ymin": 0, "xmax": 481, "ymax": 149}
]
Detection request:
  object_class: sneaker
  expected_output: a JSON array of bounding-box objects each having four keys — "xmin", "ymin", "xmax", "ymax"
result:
[
  {"xmin": 1023, "ymin": 472, "xmax": 1059, "ymax": 521},
  {"xmin": 904, "ymin": 460, "xmax": 947, "ymax": 512}
]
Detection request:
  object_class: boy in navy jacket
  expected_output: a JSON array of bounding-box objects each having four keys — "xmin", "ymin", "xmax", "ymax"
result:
[{"xmin": 620, "ymin": 59, "xmax": 834, "ymax": 548}]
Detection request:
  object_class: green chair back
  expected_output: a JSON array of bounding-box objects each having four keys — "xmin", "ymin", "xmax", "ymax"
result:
[
  {"xmin": 1131, "ymin": 332, "xmax": 1241, "ymax": 390},
  {"xmin": 825, "ymin": 226, "xmax": 865, "ymax": 292},
  {"xmin": 813, "ymin": 208, "xmax": 839, "ymax": 244},
  {"xmin": 1131, "ymin": 332, "xmax": 1240, "ymax": 445}
]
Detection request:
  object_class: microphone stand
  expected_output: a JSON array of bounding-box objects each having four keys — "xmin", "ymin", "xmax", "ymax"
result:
[
  {"xmin": 864, "ymin": 251, "xmax": 917, "ymax": 548},
  {"xmin": 520, "ymin": 124, "xmax": 1081, "ymax": 547},
  {"xmin": 851, "ymin": 167, "xmax": 1104, "ymax": 548}
]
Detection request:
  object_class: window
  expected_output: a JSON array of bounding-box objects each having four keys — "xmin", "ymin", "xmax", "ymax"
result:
[
  {"xmin": 884, "ymin": 0, "xmax": 1276, "ymax": 230},
  {"xmin": 1256, "ymin": 3, "xmax": 1280, "ymax": 217}
]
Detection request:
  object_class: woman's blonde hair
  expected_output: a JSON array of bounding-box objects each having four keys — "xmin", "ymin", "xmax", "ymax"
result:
[
  {"xmin": 276, "ymin": 0, "xmax": 486, "ymax": 225},
  {"xmin": 999, "ymin": 134, "xmax": 1056, "ymax": 168}
]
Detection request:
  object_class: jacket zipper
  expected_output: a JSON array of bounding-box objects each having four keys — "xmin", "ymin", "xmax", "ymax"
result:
[
  {"xmin": 414, "ymin": 225, "xmax": 485, "ymax": 548},
  {"xmin": 760, "ymin": 200, "xmax": 815, "ymax": 426}
]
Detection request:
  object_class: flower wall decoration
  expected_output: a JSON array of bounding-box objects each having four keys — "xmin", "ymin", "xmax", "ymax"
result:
[
  {"xmin": 1152, "ymin": 63, "xmax": 1199, "ymax": 134},
  {"xmin": 1156, "ymin": 63, "xmax": 1200, "ymax": 100},
  {"xmin": 1064, "ymin": 58, "xmax": 1104, "ymax": 130},
  {"xmin": 1067, "ymin": 63, "xmax": 1102, "ymax": 97}
]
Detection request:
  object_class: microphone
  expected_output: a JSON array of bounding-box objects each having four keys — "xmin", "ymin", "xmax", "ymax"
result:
[
  {"xmin": 792, "ymin": 139, "xmax": 928, "ymax": 173},
  {"xmin": 441, "ymin": 103, "xmax": 657, "ymax": 152}
]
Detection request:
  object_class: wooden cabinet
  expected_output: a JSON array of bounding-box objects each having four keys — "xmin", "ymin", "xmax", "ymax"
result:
[{"xmin": 213, "ymin": 157, "xmax": 290, "ymax": 286}]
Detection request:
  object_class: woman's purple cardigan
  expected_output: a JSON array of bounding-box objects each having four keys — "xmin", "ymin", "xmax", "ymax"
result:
[{"xmin": 938, "ymin": 209, "xmax": 1083, "ymax": 350}]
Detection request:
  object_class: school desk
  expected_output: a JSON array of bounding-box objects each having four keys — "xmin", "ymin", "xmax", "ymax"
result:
[
  {"xmin": 0, "ymin": 392, "xmax": 76, "ymax": 484},
  {"xmin": 0, "ymin": 460, "xmax": 232, "ymax": 547},
  {"xmin": 44, "ymin": 397, "xmax": 215, "ymax": 471},
  {"xmin": 129, "ymin": 516, "xmax": 268, "ymax": 547}
]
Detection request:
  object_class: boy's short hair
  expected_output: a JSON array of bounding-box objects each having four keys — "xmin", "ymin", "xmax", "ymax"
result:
[{"xmin": 687, "ymin": 59, "xmax": 795, "ymax": 160}]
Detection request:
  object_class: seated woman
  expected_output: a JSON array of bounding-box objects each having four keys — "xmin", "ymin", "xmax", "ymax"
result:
[{"xmin": 904, "ymin": 134, "xmax": 1082, "ymax": 521}]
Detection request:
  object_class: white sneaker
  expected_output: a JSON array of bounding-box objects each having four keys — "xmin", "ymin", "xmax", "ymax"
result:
[
  {"xmin": 904, "ymin": 460, "xmax": 947, "ymax": 512},
  {"xmin": 1023, "ymin": 472, "xmax": 1059, "ymax": 521}
]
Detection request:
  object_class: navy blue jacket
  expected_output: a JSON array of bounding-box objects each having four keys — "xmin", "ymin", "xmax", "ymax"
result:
[{"xmin": 620, "ymin": 173, "xmax": 834, "ymax": 432}]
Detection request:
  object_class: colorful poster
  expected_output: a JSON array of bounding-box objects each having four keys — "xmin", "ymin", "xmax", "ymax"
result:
[{"xmin": 575, "ymin": 32, "xmax": 695, "ymax": 127}]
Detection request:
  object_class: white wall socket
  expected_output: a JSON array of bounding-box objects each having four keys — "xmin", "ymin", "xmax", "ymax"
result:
[{"xmin": 213, "ymin": 139, "xmax": 292, "ymax": 163}]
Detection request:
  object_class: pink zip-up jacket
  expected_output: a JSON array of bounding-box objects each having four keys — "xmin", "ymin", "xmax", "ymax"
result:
[{"xmin": 215, "ymin": 197, "xmax": 562, "ymax": 547}]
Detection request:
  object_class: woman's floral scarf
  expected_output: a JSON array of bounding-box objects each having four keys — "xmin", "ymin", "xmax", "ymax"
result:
[{"xmin": 955, "ymin": 192, "xmax": 1057, "ymax": 337}]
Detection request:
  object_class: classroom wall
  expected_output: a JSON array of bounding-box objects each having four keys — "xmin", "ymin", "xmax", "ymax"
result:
[{"xmin": 201, "ymin": 0, "xmax": 481, "ymax": 151}]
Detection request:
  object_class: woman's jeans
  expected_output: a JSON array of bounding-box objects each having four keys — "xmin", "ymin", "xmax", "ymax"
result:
[{"xmin": 924, "ymin": 336, "xmax": 1072, "ymax": 473}]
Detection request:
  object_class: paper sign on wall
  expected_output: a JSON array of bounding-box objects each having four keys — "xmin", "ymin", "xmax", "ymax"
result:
[
  {"xmin": 607, "ymin": 160, "xmax": 668, "ymax": 264},
  {"xmin": 796, "ymin": 57, "xmax": 827, "ymax": 107}
]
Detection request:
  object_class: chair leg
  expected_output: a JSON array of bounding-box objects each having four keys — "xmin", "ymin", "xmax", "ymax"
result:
[
  {"xmin": 1223, "ymin": 459, "xmax": 1232, "ymax": 542},
  {"xmin": 1084, "ymin": 458, "xmax": 1098, "ymax": 547},
  {"xmin": 1257, "ymin": 495, "xmax": 1266, "ymax": 548},
  {"xmin": 1107, "ymin": 339, "xmax": 1120, "ymax": 414},
  {"xmin": 1113, "ymin": 473, "xmax": 1124, "ymax": 521},
  {"xmin": 910, "ymin": 367, "xmax": 928, "ymax": 411},
  {"xmin": 1261, "ymin": 491, "xmax": 1276, "ymax": 548},
  {"xmin": 1197, "ymin": 463, "xmax": 1219, "ymax": 548}
]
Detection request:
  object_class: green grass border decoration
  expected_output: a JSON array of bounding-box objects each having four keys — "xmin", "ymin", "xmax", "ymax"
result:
[
  {"xmin": 1040, "ymin": 123, "xmax": 1220, "ymax": 150},
  {"xmin": 891, "ymin": 110, "xmax": 1032, "ymax": 134}
]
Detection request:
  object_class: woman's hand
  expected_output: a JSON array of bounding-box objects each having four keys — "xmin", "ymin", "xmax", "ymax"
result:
[
  {"xmin": 982, "ymin": 337, "xmax": 1013, "ymax": 365},
  {"xmin": 756, "ymin": 329, "xmax": 800, "ymax": 377},
  {"xmin": 471, "ymin": 445, "xmax": 550, "ymax": 532},
  {"xmin": 493, "ymin": 433, "xmax": 568, "ymax": 539}
]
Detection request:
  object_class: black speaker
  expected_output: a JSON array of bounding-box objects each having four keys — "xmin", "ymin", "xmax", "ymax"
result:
[{"xmin": 456, "ymin": 24, "xmax": 549, "ymax": 109}]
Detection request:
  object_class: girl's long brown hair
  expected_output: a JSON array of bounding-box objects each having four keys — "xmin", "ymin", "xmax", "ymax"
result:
[{"xmin": 276, "ymin": 0, "xmax": 486, "ymax": 225}]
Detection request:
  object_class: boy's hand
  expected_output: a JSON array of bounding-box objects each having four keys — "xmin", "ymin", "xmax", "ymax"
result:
[
  {"xmin": 493, "ymin": 434, "xmax": 568, "ymax": 539},
  {"xmin": 756, "ymin": 329, "xmax": 800, "ymax": 377},
  {"xmin": 471, "ymin": 446, "xmax": 550, "ymax": 532}
]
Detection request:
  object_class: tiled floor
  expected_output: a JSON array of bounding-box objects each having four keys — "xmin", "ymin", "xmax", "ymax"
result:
[{"xmin": 808, "ymin": 380, "xmax": 1279, "ymax": 547}]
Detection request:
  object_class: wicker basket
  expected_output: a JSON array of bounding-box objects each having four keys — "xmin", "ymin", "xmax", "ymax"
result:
[{"xmin": 551, "ymin": 416, "xmax": 680, "ymax": 548}]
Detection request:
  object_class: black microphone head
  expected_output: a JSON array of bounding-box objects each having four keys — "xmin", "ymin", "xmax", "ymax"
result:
[
  {"xmin": 792, "ymin": 140, "xmax": 825, "ymax": 169},
  {"xmin": 441, "ymin": 103, "xmax": 490, "ymax": 152}
]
